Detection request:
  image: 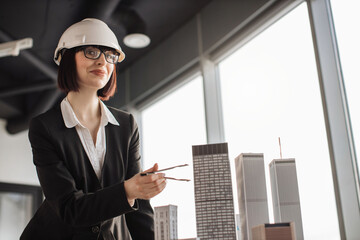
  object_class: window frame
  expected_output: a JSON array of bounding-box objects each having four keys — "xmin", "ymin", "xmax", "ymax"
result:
[{"xmin": 0, "ymin": 182, "xmax": 42, "ymax": 214}]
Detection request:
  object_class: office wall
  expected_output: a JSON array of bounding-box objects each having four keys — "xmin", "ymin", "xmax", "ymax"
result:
[{"xmin": 0, "ymin": 119, "xmax": 38, "ymax": 185}]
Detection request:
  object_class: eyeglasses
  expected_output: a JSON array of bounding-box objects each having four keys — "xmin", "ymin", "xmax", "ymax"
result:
[{"xmin": 80, "ymin": 46, "xmax": 120, "ymax": 64}]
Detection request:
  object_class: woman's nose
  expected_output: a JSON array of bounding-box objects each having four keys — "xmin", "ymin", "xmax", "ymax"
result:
[{"xmin": 95, "ymin": 53, "xmax": 107, "ymax": 65}]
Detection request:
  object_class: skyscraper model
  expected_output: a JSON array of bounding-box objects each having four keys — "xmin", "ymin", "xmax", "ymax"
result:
[
  {"xmin": 269, "ymin": 158, "xmax": 304, "ymax": 240},
  {"xmin": 235, "ymin": 153, "xmax": 269, "ymax": 240},
  {"xmin": 154, "ymin": 205, "xmax": 178, "ymax": 240},
  {"xmin": 192, "ymin": 143, "xmax": 236, "ymax": 240}
]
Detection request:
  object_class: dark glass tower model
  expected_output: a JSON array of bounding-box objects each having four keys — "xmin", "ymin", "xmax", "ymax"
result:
[{"xmin": 192, "ymin": 143, "xmax": 236, "ymax": 240}]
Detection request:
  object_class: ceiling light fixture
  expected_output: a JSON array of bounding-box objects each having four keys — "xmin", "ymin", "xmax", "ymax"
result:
[
  {"xmin": 119, "ymin": 8, "xmax": 151, "ymax": 49},
  {"xmin": 123, "ymin": 33, "xmax": 150, "ymax": 48},
  {"xmin": 0, "ymin": 38, "xmax": 33, "ymax": 58}
]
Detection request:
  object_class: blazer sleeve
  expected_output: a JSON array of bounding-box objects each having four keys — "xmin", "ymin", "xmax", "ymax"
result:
[
  {"xmin": 124, "ymin": 114, "xmax": 155, "ymax": 240},
  {"xmin": 29, "ymin": 116, "xmax": 136, "ymax": 227}
]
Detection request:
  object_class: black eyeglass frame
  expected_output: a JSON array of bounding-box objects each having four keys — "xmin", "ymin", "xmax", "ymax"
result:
[{"xmin": 77, "ymin": 45, "xmax": 120, "ymax": 64}]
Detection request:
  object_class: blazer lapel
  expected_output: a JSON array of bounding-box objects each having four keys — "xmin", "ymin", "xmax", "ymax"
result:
[{"xmin": 101, "ymin": 124, "xmax": 126, "ymax": 186}]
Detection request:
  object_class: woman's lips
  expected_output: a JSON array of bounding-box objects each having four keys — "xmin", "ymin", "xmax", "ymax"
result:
[{"xmin": 90, "ymin": 69, "xmax": 106, "ymax": 76}]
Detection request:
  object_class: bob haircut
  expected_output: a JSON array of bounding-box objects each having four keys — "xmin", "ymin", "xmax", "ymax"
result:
[{"xmin": 57, "ymin": 47, "xmax": 117, "ymax": 101}]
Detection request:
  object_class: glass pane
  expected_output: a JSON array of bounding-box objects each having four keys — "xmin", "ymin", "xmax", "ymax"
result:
[
  {"xmin": 218, "ymin": 3, "xmax": 339, "ymax": 240},
  {"xmin": 330, "ymin": 0, "xmax": 360, "ymax": 183},
  {"xmin": 141, "ymin": 75, "xmax": 207, "ymax": 239},
  {"xmin": 0, "ymin": 192, "xmax": 33, "ymax": 240}
]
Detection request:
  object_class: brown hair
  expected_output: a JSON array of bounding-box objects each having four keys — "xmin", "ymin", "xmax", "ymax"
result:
[{"xmin": 57, "ymin": 48, "xmax": 117, "ymax": 101}]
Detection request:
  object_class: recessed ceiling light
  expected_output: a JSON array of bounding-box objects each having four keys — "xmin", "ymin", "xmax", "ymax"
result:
[{"xmin": 123, "ymin": 33, "xmax": 150, "ymax": 48}]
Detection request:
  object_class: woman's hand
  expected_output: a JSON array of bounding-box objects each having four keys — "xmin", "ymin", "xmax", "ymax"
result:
[{"xmin": 124, "ymin": 163, "xmax": 166, "ymax": 206}]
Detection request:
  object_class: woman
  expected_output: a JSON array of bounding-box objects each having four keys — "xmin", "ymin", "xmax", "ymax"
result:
[{"xmin": 21, "ymin": 18, "xmax": 166, "ymax": 240}]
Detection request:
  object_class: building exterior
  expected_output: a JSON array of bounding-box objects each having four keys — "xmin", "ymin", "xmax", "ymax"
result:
[
  {"xmin": 192, "ymin": 143, "xmax": 236, "ymax": 240},
  {"xmin": 235, "ymin": 153, "xmax": 269, "ymax": 240},
  {"xmin": 269, "ymin": 158, "xmax": 304, "ymax": 240},
  {"xmin": 154, "ymin": 205, "xmax": 178, "ymax": 240}
]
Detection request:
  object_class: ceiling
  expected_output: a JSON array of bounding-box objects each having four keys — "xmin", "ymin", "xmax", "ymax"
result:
[{"xmin": 0, "ymin": 0, "xmax": 212, "ymax": 134}]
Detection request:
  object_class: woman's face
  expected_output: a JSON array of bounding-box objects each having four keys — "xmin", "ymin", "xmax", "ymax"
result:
[{"xmin": 75, "ymin": 48, "xmax": 114, "ymax": 92}]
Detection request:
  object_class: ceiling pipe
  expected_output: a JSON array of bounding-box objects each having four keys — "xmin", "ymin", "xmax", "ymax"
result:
[
  {"xmin": 86, "ymin": 0, "xmax": 122, "ymax": 21},
  {"xmin": 20, "ymin": 50, "xmax": 57, "ymax": 81}
]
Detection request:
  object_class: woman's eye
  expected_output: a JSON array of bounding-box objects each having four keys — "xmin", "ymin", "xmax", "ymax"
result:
[
  {"xmin": 107, "ymin": 55, "xmax": 115, "ymax": 61},
  {"xmin": 87, "ymin": 50, "xmax": 97, "ymax": 56}
]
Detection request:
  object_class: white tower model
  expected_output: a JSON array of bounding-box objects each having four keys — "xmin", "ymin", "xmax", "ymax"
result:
[
  {"xmin": 154, "ymin": 205, "xmax": 178, "ymax": 240},
  {"xmin": 269, "ymin": 158, "xmax": 304, "ymax": 240},
  {"xmin": 235, "ymin": 153, "xmax": 269, "ymax": 240}
]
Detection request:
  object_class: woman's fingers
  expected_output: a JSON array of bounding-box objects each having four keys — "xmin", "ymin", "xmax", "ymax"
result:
[
  {"xmin": 142, "ymin": 163, "xmax": 159, "ymax": 174},
  {"xmin": 124, "ymin": 170, "xmax": 167, "ymax": 202},
  {"xmin": 140, "ymin": 172, "xmax": 164, "ymax": 182},
  {"xmin": 138, "ymin": 174, "xmax": 166, "ymax": 191},
  {"xmin": 148, "ymin": 180, "xmax": 167, "ymax": 198}
]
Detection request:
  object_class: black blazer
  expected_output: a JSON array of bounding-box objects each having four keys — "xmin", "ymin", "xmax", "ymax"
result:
[{"xmin": 20, "ymin": 104, "xmax": 154, "ymax": 240}]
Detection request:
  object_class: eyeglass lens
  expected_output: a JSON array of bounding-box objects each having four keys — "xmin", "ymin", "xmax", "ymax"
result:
[{"xmin": 83, "ymin": 46, "xmax": 119, "ymax": 64}]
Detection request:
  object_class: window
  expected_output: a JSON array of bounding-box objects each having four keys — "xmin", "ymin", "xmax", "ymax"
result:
[
  {"xmin": 0, "ymin": 183, "xmax": 42, "ymax": 240},
  {"xmin": 330, "ymin": 0, "xmax": 360, "ymax": 184},
  {"xmin": 218, "ymin": 3, "xmax": 339, "ymax": 239},
  {"xmin": 141, "ymin": 75, "xmax": 207, "ymax": 239}
]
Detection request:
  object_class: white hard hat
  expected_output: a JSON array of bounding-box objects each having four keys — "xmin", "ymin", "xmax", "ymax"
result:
[{"xmin": 54, "ymin": 18, "xmax": 125, "ymax": 65}]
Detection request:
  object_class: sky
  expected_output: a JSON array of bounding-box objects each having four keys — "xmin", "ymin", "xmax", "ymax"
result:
[
  {"xmin": 140, "ymin": 1, "xmax": 359, "ymax": 239},
  {"xmin": 330, "ymin": 0, "xmax": 360, "ymax": 182}
]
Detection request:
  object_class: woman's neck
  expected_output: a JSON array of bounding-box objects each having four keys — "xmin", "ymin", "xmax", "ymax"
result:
[{"xmin": 66, "ymin": 90, "xmax": 101, "ymax": 122}]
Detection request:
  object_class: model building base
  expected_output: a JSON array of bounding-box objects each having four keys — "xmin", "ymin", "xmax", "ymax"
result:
[{"xmin": 252, "ymin": 222, "xmax": 296, "ymax": 240}]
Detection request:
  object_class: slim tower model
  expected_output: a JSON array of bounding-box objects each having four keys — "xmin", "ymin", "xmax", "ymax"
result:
[
  {"xmin": 154, "ymin": 205, "xmax": 178, "ymax": 240},
  {"xmin": 269, "ymin": 158, "xmax": 304, "ymax": 240},
  {"xmin": 235, "ymin": 153, "xmax": 269, "ymax": 240},
  {"xmin": 192, "ymin": 143, "xmax": 236, "ymax": 240}
]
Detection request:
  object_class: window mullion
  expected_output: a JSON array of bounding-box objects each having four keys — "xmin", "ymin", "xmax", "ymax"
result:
[
  {"xmin": 307, "ymin": 0, "xmax": 360, "ymax": 238},
  {"xmin": 201, "ymin": 57, "xmax": 225, "ymax": 144}
]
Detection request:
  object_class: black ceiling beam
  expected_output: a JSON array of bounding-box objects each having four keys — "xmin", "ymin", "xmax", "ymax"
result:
[
  {"xmin": 0, "ymin": 100, "xmax": 22, "ymax": 119},
  {"xmin": 113, "ymin": 7, "xmax": 146, "ymax": 35},
  {"xmin": 0, "ymin": 80, "xmax": 56, "ymax": 98},
  {"xmin": 86, "ymin": 0, "xmax": 122, "ymax": 21},
  {"xmin": 5, "ymin": 87, "xmax": 62, "ymax": 134},
  {"xmin": 6, "ymin": 88, "xmax": 61, "ymax": 134}
]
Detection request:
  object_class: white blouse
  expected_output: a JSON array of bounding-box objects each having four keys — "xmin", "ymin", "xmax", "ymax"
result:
[{"xmin": 60, "ymin": 97, "xmax": 119, "ymax": 180}]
